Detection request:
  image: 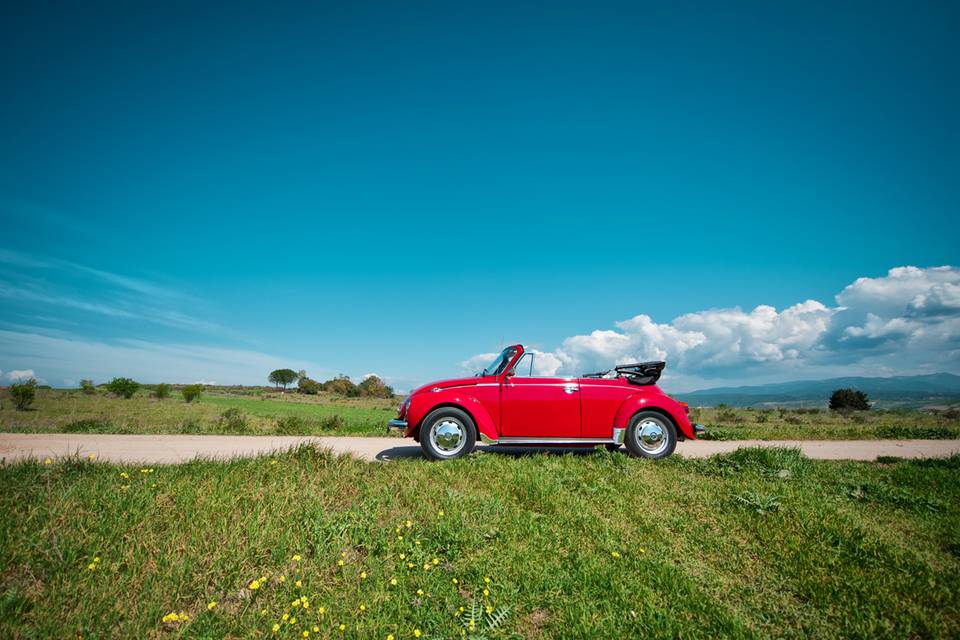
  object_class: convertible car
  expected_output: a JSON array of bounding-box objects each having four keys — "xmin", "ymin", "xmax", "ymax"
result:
[{"xmin": 388, "ymin": 344, "xmax": 703, "ymax": 460}]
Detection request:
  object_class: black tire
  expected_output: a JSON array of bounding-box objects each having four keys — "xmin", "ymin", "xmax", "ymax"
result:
[
  {"xmin": 419, "ymin": 407, "xmax": 477, "ymax": 461},
  {"xmin": 623, "ymin": 411, "xmax": 677, "ymax": 460},
  {"xmin": 605, "ymin": 443, "xmax": 621, "ymax": 452}
]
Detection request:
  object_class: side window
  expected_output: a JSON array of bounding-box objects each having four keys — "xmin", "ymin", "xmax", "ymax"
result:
[{"xmin": 510, "ymin": 352, "xmax": 535, "ymax": 377}]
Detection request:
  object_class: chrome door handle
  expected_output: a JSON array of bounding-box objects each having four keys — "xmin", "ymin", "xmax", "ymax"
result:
[{"xmin": 563, "ymin": 384, "xmax": 578, "ymax": 394}]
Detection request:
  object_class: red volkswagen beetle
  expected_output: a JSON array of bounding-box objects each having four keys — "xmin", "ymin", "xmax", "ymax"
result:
[{"xmin": 389, "ymin": 344, "xmax": 704, "ymax": 460}]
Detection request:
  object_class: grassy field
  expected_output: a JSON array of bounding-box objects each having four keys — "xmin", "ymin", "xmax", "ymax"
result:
[
  {"xmin": 1, "ymin": 446, "xmax": 958, "ymax": 638},
  {"xmin": 2, "ymin": 388, "xmax": 959, "ymax": 440}
]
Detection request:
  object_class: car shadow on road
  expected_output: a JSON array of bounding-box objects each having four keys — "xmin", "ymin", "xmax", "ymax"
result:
[{"xmin": 374, "ymin": 444, "xmax": 617, "ymax": 461}]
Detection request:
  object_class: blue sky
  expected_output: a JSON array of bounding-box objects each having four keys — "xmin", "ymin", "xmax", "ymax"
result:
[{"xmin": 1, "ymin": 1, "xmax": 957, "ymax": 392}]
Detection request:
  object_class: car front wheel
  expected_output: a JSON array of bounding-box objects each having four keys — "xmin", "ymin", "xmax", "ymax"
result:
[
  {"xmin": 419, "ymin": 407, "xmax": 477, "ymax": 461},
  {"xmin": 624, "ymin": 411, "xmax": 677, "ymax": 459}
]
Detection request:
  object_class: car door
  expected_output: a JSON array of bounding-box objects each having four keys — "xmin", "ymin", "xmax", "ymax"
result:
[{"xmin": 500, "ymin": 353, "xmax": 581, "ymax": 437}]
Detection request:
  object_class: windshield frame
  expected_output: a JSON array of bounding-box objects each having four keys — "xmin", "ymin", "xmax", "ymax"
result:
[{"xmin": 480, "ymin": 346, "xmax": 519, "ymax": 377}]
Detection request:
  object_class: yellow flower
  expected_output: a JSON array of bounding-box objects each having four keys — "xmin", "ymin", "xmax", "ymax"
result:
[
  {"xmin": 416, "ymin": 589, "xmax": 424, "ymax": 596},
  {"xmin": 483, "ymin": 588, "xmax": 489, "ymax": 597},
  {"xmin": 43, "ymin": 458, "xmax": 52, "ymax": 465},
  {"xmin": 358, "ymin": 604, "xmax": 366, "ymax": 612},
  {"xmin": 407, "ymin": 563, "xmax": 414, "ymax": 569},
  {"xmin": 414, "ymin": 630, "xmax": 422, "ymax": 638},
  {"xmin": 399, "ymin": 553, "xmax": 406, "ymax": 560},
  {"xmin": 303, "ymin": 632, "xmax": 310, "ymax": 638},
  {"xmin": 318, "ymin": 606, "xmax": 325, "ymax": 615},
  {"xmin": 611, "ymin": 551, "xmax": 621, "ymax": 558},
  {"xmin": 452, "ymin": 578, "xmax": 458, "ymax": 584},
  {"xmin": 87, "ymin": 453, "xmax": 95, "ymax": 460},
  {"xmin": 270, "ymin": 459, "xmax": 279, "ymax": 465},
  {"xmin": 289, "ymin": 616, "xmax": 297, "ymax": 624},
  {"xmin": 431, "ymin": 558, "xmax": 439, "ymax": 565},
  {"xmin": 313, "ymin": 626, "xmax": 320, "ymax": 633},
  {"xmin": 292, "ymin": 554, "xmax": 302, "ymax": 561},
  {"xmin": 341, "ymin": 551, "xmax": 347, "ymax": 557},
  {"xmin": 292, "ymin": 598, "xmax": 302, "ymax": 608},
  {"xmin": 272, "ymin": 623, "xmax": 280, "ymax": 633},
  {"xmin": 339, "ymin": 623, "xmax": 346, "ymax": 631},
  {"xmin": 337, "ymin": 560, "xmax": 344, "ymax": 567},
  {"xmin": 640, "ymin": 547, "xmax": 646, "ymax": 553},
  {"xmin": 120, "ymin": 472, "xmax": 129, "ymax": 478},
  {"xmin": 207, "ymin": 601, "xmax": 217, "ymax": 610},
  {"xmin": 438, "ymin": 510, "xmax": 444, "ymax": 517},
  {"xmin": 387, "ymin": 635, "xmax": 395, "ymax": 640},
  {"xmin": 486, "ymin": 605, "xmax": 493, "ymax": 614},
  {"xmin": 483, "ymin": 576, "xmax": 490, "ymax": 584},
  {"xmin": 405, "ymin": 520, "xmax": 412, "ymax": 528},
  {"xmin": 397, "ymin": 535, "xmax": 403, "ymax": 541},
  {"xmin": 360, "ymin": 571, "xmax": 367, "ymax": 579},
  {"xmin": 178, "ymin": 612, "xmax": 189, "ymax": 622},
  {"xmin": 295, "ymin": 580, "xmax": 302, "ymax": 588},
  {"xmin": 395, "ymin": 527, "xmax": 401, "ymax": 534},
  {"xmin": 279, "ymin": 575, "xmax": 286, "ymax": 583},
  {"xmin": 282, "ymin": 614, "xmax": 289, "ymax": 621},
  {"xmin": 249, "ymin": 579, "xmax": 261, "ymax": 590},
  {"xmin": 414, "ymin": 540, "xmax": 421, "ymax": 546},
  {"xmin": 423, "ymin": 563, "xmax": 430, "ymax": 571},
  {"xmin": 260, "ymin": 609, "xmax": 267, "ymax": 616},
  {"xmin": 390, "ymin": 577, "xmax": 397, "ymax": 586}
]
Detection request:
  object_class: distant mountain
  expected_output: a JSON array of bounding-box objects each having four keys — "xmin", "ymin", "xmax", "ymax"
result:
[{"xmin": 678, "ymin": 373, "xmax": 960, "ymax": 408}]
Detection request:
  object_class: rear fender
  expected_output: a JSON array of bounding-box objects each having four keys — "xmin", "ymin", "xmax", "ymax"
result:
[
  {"xmin": 614, "ymin": 393, "xmax": 696, "ymax": 439},
  {"xmin": 405, "ymin": 390, "xmax": 499, "ymax": 442}
]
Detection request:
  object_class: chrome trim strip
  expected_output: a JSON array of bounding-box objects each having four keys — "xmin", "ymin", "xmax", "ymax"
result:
[
  {"xmin": 612, "ymin": 427, "xmax": 625, "ymax": 444},
  {"xmin": 387, "ymin": 419, "xmax": 408, "ymax": 431},
  {"xmin": 494, "ymin": 437, "xmax": 617, "ymax": 445}
]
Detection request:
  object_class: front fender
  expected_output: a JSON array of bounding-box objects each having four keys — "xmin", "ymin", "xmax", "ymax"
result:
[
  {"xmin": 405, "ymin": 390, "xmax": 499, "ymax": 442},
  {"xmin": 614, "ymin": 392, "xmax": 696, "ymax": 439}
]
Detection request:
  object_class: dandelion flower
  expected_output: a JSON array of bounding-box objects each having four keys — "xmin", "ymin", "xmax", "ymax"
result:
[
  {"xmin": 207, "ymin": 601, "xmax": 217, "ymax": 610},
  {"xmin": 339, "ymin": 623, "xmax": 346, "ymax": 631},
  {"xmin": 640, "ymin": 547, "xmax": 646, "ymax": 553},
  {"xmin": 399, "ymin": 553, "xmax": 406, "ymax": 560},
  {"xmin": 318, "ymin": 606, "xmax": 325, "ymax": 615},
  {"xmin": 358, "ymin": 604, "xmax": 366, "ymax": 612},
  {"xmin": 483, "ymin": 589, "xmax": 489, "ymax": 597},
  {"xmin": 390, "ymin": 577, "xmax": 397, "ymax": 586},
  {"xmin": 44, "ymin": 458, "xmax": 52, "ymax": 465},
  {"xmin": 292, "ymin": 554, "xmax": 302, "ymax": 561},
  {"xmin": 611, "ymin": 551, "xmax": 621, "ymax": 559},
  {"xmin": 416, "ymin": 589, "xmax": 424, "ymax": 596},
  {"xmin": 313, "ymin": 626, "xmax": 320, "ymax": 633},
  {"xmin": 87, "ymin": 453, "xmax": 95, "ymax": 460},
  {"xmin": 438, "ymin": 510, "xmax": 444, "ymax": 517},
  {"xmin": 414, "ymin": 540, "xmax": 421, "ymax": 546},
  {"xmin": 387, "ymin": 635, "xmax": 394, "ymax": 640},
  {"xmin": 452, "ymin": 578, "xmax": 458, "ymax": 585},
  {"xmin": 289, "ymin": 616, "xmax": 297, "ymax": 624},
  {"xmin": 282, "ymin": 614, "xmax": 289, "ymax": 621},
  {"xmin": 303, "ymin": 632, "xmax": 310, "ymax": 638},
  {"xmin": 272, "ymin": 623, "xmax": 280, "ymax": 633},
  {"xmin": 292, "ymin": 598, "xmax": 302, "ymax": 608},
  {"xmin": 483, "ymin": 577, "xmax": 490, "ymax": 584},
  {"xmin": 405, "ymin": 520, "xmax": 412, "ymax": 528},
  {"xmin": 407, "ymin": 562, "xmax": 414, "ymax": 569},
  {"xmin": 397, "ymin": 535, "xmax": 403, "ymax": 541},
  {"xmin": 295, "ymin": 580, "xmax": 303, "ymax": 588},
  {"xmin": 360, "ymin": 571, "xmax": 367, "ymax": 579},
  {"xmin": 261, "ymin": 609, "xmax": 268, "ymax": 616},
  {"xmin": 431, "ymin": 558, "xmax": 439, "ymax": 565},
  {"xmin": 178, "ymin": 612, "xmax": 189, "ymax": 622},
  {"xmin": 486, "ymin": 605, "xmax": 493, "ymax": 614},
  {"xmin": 423, "ymin": 563, "xmax": 430, "ymax": 571},
  {"xmin": 120, "ymin": 472, "xmax": 129, "ymax": 479},
  {"xmin": 279, "ymin": 575, "xmax": 286, "ymax": 583},
  {"xmin": 271, "ymin": 459, "xmax": 279, "ymax": 465},
  {"xmin": 249, "ymin": 579, "xmax": 261, "ymax": 590},
  {"xmin": 414, "ymin": 630, "xmax": 422, "ymax": 638},
  {"xmin": 341, "ymin": 551, "xmax": 347, "ymax": 558},
  {"xmin": 337, "ymin": 560, "xmax": 344, "ymax": 567}
]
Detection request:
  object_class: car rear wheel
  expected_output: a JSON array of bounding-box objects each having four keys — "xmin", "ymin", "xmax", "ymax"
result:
[
  {"xmin": 420, "ymin": 407, "xmax": 477, "ymax": 461},
  {"xmin": 624, "ymin": 411, "xmax": 676, "ymax": 460}
]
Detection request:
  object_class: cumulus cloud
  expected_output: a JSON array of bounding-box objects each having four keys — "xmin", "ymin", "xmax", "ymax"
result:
[
  {"xmin": 465, "ymin": 266, "xmax": 960, "ymax": 388},
  {"xmin": 5, "ymin": 369, "xmax": 36, "ymax": 381}
]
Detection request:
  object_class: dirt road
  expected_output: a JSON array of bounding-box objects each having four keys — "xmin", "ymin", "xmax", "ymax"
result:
[{"xmin": 2, "ymin": 433, "xmax": 958, "ymax": 464}]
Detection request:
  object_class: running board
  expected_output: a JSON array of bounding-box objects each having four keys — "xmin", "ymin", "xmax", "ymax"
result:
[{"xmin": 487, "ymin": 428, "xmax": 626, "ymax": 447}]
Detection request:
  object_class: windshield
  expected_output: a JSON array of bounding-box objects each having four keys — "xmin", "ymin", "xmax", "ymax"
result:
[{"xmin": 480, "ymin": 347, "xmax": 518, "ymax": 377}]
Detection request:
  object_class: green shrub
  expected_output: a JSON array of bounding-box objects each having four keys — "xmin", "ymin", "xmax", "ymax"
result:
[
  {"xmin": 357, "ymin": 375, "xmax": 395, "ymax": 398},
  {"xmin": 181, "ymin": 384, "xmax": 203, "ymax": 403},
  {"xmin": 320, "ymin": 414, "xmax": 344, "ymax": 431},
  {"xmin": 754, "ymin": 413, "xmax": 769, "ymax": 423},
  {"xmin": 79, "ymin": 379, "xmax": 96, "ymax": 395},
  {"xmin": 716, "ymin": 409, "xmax": 740, "ymax": 424},
  {"xmin": 323, "ymin": 375, "xmax": 358, "ymax": 397},
  {"xmin": 153, "ymin": 383, "xmax": 171, "ymax": 400},
  {"xmin": 106, "ymin": 377, "xmax": 139, "ymax": 399},
  {"xmin": 217, "ymin": 407, "xmax": 249, "ymax": 433},
  {"xmin": 875, "ymin": 425, "xmax": 956, "ymax": 439},
  {"xmin": 830, "ymin": 388, "xmax": 870, "ymax": 411},
  {"xmin": 63, "ymin": 419, "xmax": 112, "ymax": 433},
  {"xmin": 276, "ymin": 415, "xmax": 307, "ymax": 434},
  {"xmin": 298, "ymin": 377, "xmax": 322, "ymax": 395},
  {"xmin": 9, "ymin": 379, "xmax": 37, "ymax": 411},
  {"xmin": 784, "ymin": 415, "xmax": 803, "ymax": 425}
]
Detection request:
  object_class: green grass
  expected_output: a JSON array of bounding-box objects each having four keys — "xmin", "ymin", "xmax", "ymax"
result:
[
  {"xmin": 2, "ymin": 389, "xmax": 959, "ymax": 441},
  {"xmin": 2, "ymin": 447, "xmax": 958, "ymax": 638},
  {"xmin": 0, "ymin": 388, "xmax": 398, "ymax": 436}
]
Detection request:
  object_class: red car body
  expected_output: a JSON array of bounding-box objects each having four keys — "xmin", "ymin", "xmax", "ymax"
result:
[{"xmin": 389, "ymin": 344, "xmax": 702, "ymax": 460}]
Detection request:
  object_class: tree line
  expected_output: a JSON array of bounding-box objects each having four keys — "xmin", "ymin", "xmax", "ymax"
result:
[{"xmin": 268, "ymin": 369, "xmax": 394, "ymax": 398}]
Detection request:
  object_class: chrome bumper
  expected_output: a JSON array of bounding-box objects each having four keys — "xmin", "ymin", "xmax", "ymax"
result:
[
  {"xmin": 693, "ymin": 423, "xmax": 706, "ymax": 435},
  {"xmin": 387, "ymin": 419, "xmax": 408, "ymax": 432}
]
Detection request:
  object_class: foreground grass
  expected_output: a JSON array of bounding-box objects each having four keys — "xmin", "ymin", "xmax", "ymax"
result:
[
  {"xmin": 1, "ymin": 448, "xmax": 958, "ymax": 638},
  {"xmin": 0, "ymin": 389, "xmax": 397, "ymax": 436}
]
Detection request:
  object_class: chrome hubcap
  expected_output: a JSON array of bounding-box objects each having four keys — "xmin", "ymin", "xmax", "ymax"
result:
[
  {"xmin": 430, "ymin": 418, "xmax": 465, "ymax": 454},
  {"xmin": 636, "ymin": 418, "xmax": 668, "ymax": 455}
]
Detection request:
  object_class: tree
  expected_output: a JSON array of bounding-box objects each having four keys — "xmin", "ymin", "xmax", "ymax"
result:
[
  {"xmin": 10, "ymin": 379, "xmax": 37, "ymax": 411},
  {"xmin": 107, "ymin": 377, "xmax": 140, "ymax": 399},
  {"xmin": 79, "ymin": 379, "xmax": 96, "ymax": 395},
  {"xmin": 154, "ymin": 383, "xmax": 171, "ymax": 399},
  {"xmin": 298, "ymin": 376, "xmax": 322, "ymax": 395},
  {"xmin": 829, "ymin": 388, "xmax": 870, "ymax": 411},
  {"xmin": 323, "ymin": 374, "xmax": 358, "ymax": 397},
  {"xmin": 182, "ymin": 384, "xmax": 203, "ymax": 403},
  {"xmin": 268, "ymin": 369, "xmax": 298, "ymax": 390},
  {"xmin": 357, "ymin": 375, "xmax": 395, "ymax": 399}
]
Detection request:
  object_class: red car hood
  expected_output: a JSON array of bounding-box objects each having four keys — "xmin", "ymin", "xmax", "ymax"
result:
[{"xmin": 410, "ymin": 377, "xmax": 482, "ymax": 396}]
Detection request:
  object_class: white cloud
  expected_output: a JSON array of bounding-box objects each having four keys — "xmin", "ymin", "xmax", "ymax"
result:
[
  {"xmin": 0, "ymin": 330, "xmax": 326, "ymax": 386},
  {"xmin": 5, "ymin": 369, "xmax": 36, "ymax": 381},
  {"xmin": 465, "ymin": 266, "xmax": 960, "ymax": 390}
]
